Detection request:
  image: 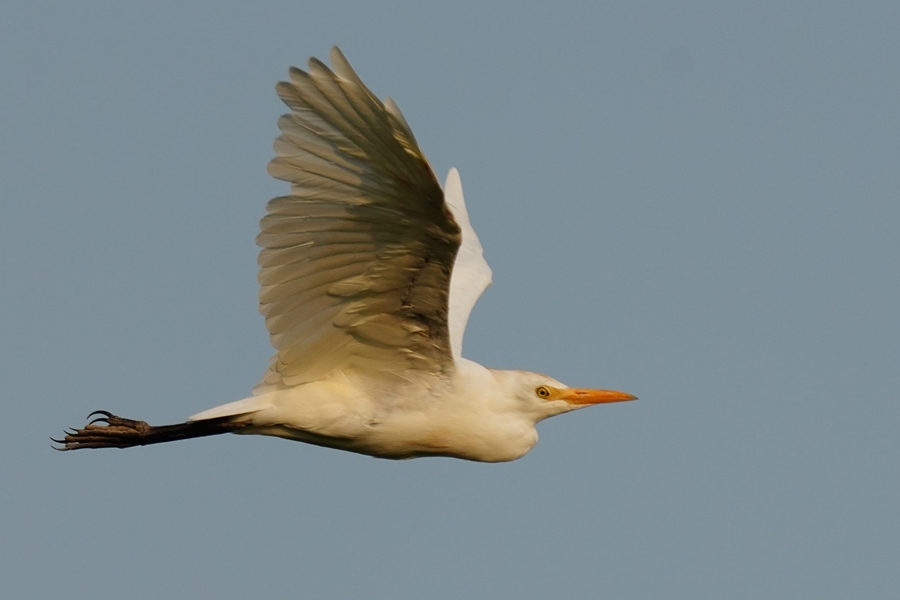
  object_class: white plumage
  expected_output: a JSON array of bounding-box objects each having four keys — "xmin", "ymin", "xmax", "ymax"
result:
[{"xmin": 59, "ymin": 47, "xmax": 635, "ymax": 462}]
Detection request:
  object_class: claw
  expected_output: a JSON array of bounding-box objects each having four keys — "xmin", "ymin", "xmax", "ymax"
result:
[
  {"xmin": 88, "ymin": 416, "xmax": 110, "ymax": 426},
  {"xmin": 87, "ymin": 410, "xmax": 113, "ymax": 420}
]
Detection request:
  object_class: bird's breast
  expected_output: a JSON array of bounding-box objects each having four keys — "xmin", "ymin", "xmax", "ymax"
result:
[{"xmin": 359, "ymin": 399, "xmax": 539, "ymax": 462}]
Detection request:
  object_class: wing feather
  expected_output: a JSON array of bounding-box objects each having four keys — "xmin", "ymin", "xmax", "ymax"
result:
[
  {"xmin": 444, "ymin": 168, "xmax": 493, "ymax": 357},
  {"xmin": 255, "ymin": 47, "xmax": 461, "ymax": 392}
]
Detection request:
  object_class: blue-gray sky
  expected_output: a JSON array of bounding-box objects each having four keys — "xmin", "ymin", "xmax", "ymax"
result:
[{"xmin": 2, "ymin": 1, "xmax": 898, "ymax": 598}]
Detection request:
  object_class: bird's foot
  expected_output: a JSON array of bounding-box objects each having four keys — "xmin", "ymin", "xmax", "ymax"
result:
[
  {"xmin": 54, "ymin": 410, "xmax": 242, "ymax": 450},
  {"xmin": 53, "ymin": 410, "xmax": 154, "ymax": 450}
]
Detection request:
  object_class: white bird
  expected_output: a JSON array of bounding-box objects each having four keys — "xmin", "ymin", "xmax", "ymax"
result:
[{"xmin": 58, "ymin": 47, "xmax": 636, "ymax": 462}]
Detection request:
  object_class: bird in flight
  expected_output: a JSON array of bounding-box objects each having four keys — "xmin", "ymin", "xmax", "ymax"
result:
[{"xmin": 57, "ymin": 47, "xmax": 636, "ymax": 462}]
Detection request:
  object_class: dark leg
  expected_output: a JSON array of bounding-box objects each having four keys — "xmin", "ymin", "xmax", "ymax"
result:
[{"xmin": 54, "ymin": 411, "xmax": 246, "ymax": 450}]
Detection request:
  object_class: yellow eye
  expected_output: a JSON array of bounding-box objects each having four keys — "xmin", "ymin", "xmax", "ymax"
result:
[{"xmin": 536, "ymin": 386, "xmax": 552, "ymax": 399}]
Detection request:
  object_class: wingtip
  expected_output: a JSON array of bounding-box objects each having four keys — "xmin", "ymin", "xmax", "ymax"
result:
[{"xmin": 444, "ymin": 167, "xmax": 461, "ymax": 190}]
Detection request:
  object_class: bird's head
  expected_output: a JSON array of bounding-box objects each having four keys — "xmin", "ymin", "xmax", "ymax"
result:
[{"xmin": 496, "ymin": 370, "xmax": 637, "ymax": 422}]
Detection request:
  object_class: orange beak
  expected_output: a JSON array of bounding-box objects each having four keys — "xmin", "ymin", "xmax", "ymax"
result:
[{"xmin": 558, "ymin": 388, "xmax": 638, "ymax": 405}]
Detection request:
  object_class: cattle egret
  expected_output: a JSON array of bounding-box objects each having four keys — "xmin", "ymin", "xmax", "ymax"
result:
[{"xmin": 57, "ymin": 47, "xmax": 636, "ymax": 462}]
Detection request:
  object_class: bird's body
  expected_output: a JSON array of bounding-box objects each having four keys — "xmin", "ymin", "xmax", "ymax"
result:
[
  {"xmin": 58, "ymin": 47, "xmax": 635, "ymax": 461},
  {"xmin": 202, "ymin": 359, "xmax": 546, "ymax": 462}
]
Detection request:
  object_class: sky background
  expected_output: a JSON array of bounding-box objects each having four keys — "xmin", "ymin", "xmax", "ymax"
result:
[{"xmin": 2, "ymin": 1, "xmax": 898, "ymax": 598}]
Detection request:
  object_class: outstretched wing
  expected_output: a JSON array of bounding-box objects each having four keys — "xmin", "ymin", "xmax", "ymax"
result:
[
  {"xmin": 443, "ymin": 168, "xmax": 492, "ymax": 358},
  {"xmin": 255, "ymin": 47, "xmax": 461, "ymax": 392}
]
